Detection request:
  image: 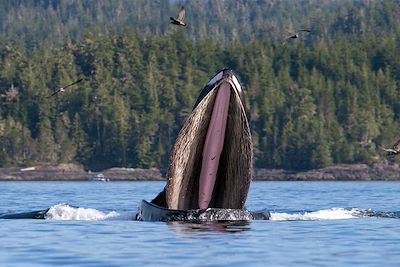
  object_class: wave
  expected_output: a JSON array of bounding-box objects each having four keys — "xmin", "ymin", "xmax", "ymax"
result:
[
  {"xmin": 45, "ymin": 204, "xmax": 136, "ymax": 221},
  {"xmin": 269, "ymin": 208, "xmax": 359, "ymax": 221},
  {"xmin": 29, "ymin": 204, "xmax": 400, "ymax": 221},
  {"xmin": 269, "ymin": 208, "xmax": 400, "ymax": 221}
]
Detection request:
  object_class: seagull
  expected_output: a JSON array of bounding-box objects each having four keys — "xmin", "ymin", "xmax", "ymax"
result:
[
  {"xmin": 48, "ymin": 78, "xmax": 83, "ymax": 97},
  {"xmin": 282, "ymin": 29, "xmax": 311, "ymax": 45},
  {"xmin": 170, "ymin": 6, "xmax": 186, "ymax": 26},
  {"xmin": 379, "ymin": 139, "xmax": 400, "ymax": 155},
  {"xmin": 286, "ymin": 29, "xmax": 311, "ymax": 40}
]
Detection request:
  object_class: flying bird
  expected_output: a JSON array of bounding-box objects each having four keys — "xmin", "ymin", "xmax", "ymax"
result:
[
  {"xmin": 170, "ymin": 6, "xmax": 186, "ymax": 26},
  {"xmin": 287, "ymin": 29, "xmax": 311, "ymax": 40},
  {"xmin": 48, "ymin": 78, "xmax": 83, "ymax": 97},
  {"xmin": 282, "ymin": 29, "xmax": 311, "ymax": 44},
  {"xmin": 379, "ymin": 139, "xmax": 400, "ymax": 156}
]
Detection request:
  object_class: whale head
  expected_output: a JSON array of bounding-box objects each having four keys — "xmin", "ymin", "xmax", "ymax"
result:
[{"xmin": 165, "ymin": 69, "xmax": 253, "ymax": 210}]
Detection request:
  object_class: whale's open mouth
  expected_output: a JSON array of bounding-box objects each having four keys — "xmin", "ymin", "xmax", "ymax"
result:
[
  {"xmin": 165, "ymin": 70, "xmax": 252, "ymax": 210},
  {"xmin": 198, "ymin": 81, "xmax": 231, "ymax": 209}
]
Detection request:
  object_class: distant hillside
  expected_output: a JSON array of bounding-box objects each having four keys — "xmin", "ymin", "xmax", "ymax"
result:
[
  {"xmin": 1, "ymin": 0, "xmax": 400, "ymax": 50},
  {"xmin": 1, "ymin": 0, "xmax": 400, "ymax": 171},
  {"xmin": 1, "ymin": 30, "xmax": 400, "ymax": 170}
]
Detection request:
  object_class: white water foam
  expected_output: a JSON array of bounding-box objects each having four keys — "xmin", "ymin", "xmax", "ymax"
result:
[
  {"xmin": 44, "ymin": 204, "xmax": 363, "ymax": 221},
  {"xmin": 45, "ymin": 204, "xmax": 136, "ymax": 221},
  {"xmin": 270, "ymin": 208, "xmax": 360, "ymax": 221}
]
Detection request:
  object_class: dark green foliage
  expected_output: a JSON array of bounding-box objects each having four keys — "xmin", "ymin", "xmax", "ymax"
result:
[{"xmin": 1, "ymin": 0, "xmax": 400, "ymax": 170}]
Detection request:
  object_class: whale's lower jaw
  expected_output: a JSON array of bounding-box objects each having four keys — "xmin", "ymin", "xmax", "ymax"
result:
[
  {"xmin": 136, "ymin": 200, "xmax": 269, "ymax": 222},
  {"xmin": 165, "ymin": 77, "xmax": 252, "ymax": 211},
  {"xmin": 0, "ymin": 209, "xmax": 49, "ymax": 219}
]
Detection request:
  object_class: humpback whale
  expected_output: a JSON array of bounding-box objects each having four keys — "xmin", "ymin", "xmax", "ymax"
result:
[{"xmin": 136, "ymin": 69, "xmax": 270, "ymax": 222}]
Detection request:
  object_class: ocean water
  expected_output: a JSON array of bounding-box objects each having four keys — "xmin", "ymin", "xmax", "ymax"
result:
[{"xmin": 0, "ymin": 181, "xmax": 399, "ymax": 266}]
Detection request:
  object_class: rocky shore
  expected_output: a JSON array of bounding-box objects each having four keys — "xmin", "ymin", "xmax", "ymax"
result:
[
  {"xmin": 0, "ymin": 163, "xmax": 400, "ymax": 181},
  {"xmin": 253, "ymin": 163, "xmax": 400, "ymax": 181},
  {"xmin": 0, "ymin": 164, "xmax": 164, "ymax": 181}
]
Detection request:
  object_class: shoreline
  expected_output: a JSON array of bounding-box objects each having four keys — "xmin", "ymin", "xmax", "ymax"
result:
[{"xmin": 1, "ymin": 163, "xmax": 400, "ymax": 181}]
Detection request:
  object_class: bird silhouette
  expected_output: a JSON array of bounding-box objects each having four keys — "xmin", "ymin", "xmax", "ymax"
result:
[
  {"xmin": 170, "ymin": 6, "xmax": 186, "ymax": 26},
  {"xmin": 287, "ymin": 29, "xmax": 311, "ymax": 39},
  {"xmin": 48, "ymin": 78, "xmax": 83, "ymax": 97},
  {"xmin": 379, "ymin": 139, "xmax": 400, "ymax": 156},
  {"xmin": 282, "ymin": 29, "xmax": 311, "ymax": 44}
]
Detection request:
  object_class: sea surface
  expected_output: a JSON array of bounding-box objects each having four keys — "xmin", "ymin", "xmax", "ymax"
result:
[{"xmin": 0, "ymin": 181, "xmax": 399, "ymax": 266}]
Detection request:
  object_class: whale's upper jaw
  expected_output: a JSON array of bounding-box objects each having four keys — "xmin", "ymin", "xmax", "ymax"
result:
[
  {"xmin": 165, "ymin": 69, "xmax": 252, "ymax": 211},
  {"xmin": 193, "ymin": 69, "xmax": 245, "ymax": 111}
]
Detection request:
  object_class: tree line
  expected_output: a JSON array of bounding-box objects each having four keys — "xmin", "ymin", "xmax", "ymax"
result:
[
  {"xmin": 1, "ymin": 29, "xmax": 400, "ymax": 170},
  {"xmin": 1, "ymin": 0, "xmax": 400, "ymax": 170},
  {"xmin": 1, "ymin": 0, "xmax": 400, "ymax": 51}
]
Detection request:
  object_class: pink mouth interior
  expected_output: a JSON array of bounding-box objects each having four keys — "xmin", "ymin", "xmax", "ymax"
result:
[{"xmin": 198, "ymin": 81, "xmax": 231, "ymax": 209}]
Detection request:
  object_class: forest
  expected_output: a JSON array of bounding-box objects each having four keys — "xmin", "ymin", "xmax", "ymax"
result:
[{"xmin": 1, "ymin": 0, "xmax": 400, "ymax": 171}]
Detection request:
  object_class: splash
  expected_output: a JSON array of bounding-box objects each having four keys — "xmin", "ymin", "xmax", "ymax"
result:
[
  {"xmin": 269, "ymin": 208, "xmax": 360, "ymax": 221},
  {"xmin": 45, "ymin": 204, "xmax": 135, "ymax": 221},
  {"xmin": 18, "ymin": 204, "xmax": 398, "ymax": 221}
]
